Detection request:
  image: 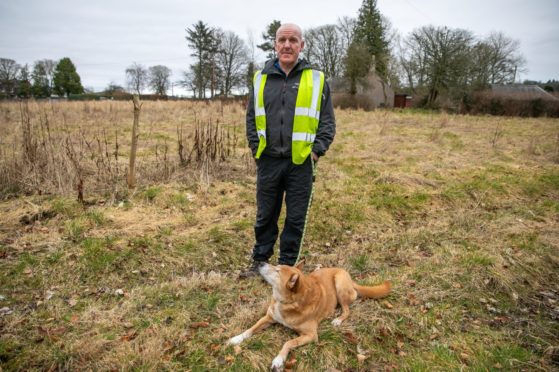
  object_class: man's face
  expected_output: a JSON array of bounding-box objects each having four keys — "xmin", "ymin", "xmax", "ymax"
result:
[{"xmin": 275, "ymin": 26, "xmax": 304, "ymax": 69}]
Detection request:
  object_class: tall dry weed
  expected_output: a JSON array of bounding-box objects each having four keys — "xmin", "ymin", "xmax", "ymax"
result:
[{"xmin": 0, "ymin": 100, "xmax": 248, "ymax": 201}]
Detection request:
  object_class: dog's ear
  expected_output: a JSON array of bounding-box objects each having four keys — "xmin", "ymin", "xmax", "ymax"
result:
[
  {"xmin": 286, "ymin": 273, "xmax": 299, "ymax": 291},
  {"xmin": 295, "ymin": 258, "xmax": 305, "ymax": 271}
]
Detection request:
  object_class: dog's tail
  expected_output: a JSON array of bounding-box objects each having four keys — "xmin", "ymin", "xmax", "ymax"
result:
[{"xmin": 353, "ymin": 280, "xmax": 392, "ymax": 299}]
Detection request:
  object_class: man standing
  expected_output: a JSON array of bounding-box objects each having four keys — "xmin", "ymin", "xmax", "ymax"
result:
[{"xmin": 241, "ymin": 23, "xmax": 336, "ymax": 278}]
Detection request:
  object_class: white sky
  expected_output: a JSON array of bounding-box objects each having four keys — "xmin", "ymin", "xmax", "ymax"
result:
[{"xmin": 0, "ymin": 0, "xmax": 557, "ymax": 95}]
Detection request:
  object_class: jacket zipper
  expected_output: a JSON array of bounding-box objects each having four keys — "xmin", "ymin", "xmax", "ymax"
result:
[{"xmin": 280, "ymin": 76, "xmax": 287, "ymax": 154}]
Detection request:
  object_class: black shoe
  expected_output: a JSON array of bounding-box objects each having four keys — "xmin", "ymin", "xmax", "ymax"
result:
[{"xmin": 239, "ymin": 260, "xmax": 266, "ymax": 279}]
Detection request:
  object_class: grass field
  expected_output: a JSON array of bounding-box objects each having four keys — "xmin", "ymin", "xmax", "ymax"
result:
[{"xmin": 0, "ymin": 100, "xmax": 558, "ymax": 371}]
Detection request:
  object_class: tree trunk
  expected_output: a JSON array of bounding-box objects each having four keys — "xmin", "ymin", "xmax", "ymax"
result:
[{"xmin": 127, "ymin": 95, "xmax": 141, "ymax": 189}]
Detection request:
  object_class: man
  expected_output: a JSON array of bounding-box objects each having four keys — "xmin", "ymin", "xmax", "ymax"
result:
[{"xmin": 241, "ymin": 23, "xmax": 336, "ymax": 278}]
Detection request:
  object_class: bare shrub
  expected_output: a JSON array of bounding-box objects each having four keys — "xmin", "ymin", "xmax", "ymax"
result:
[
  {"xmin": 333, "ymin": 93, "xmax": 376, "ymax": 111},
  {"xmin": 462, "ymin": 91, "xmax": 559, "ymax": 117},
  {"xmin": 177, "ymin": 118, "xmax": 237, "ymax": 169},
  {"xmin": 0, "ymin": 100, "xmax": 247, "ymax": 200},
  {"xmin": 491, "ymin": 120, "xmax": 505, "ymax": 148},
  {"xmin": 378, "ymin": 111, "xmax": 389, "ymax": 136}
]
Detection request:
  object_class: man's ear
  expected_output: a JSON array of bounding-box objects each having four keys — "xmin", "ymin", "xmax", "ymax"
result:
[
  {"xmin": 287, "ymin": 273, "xmax": 299, "ymax": 290},
  {"xmin": 295, "ymin": 258, "xmax": 305, "ymax": 271}
]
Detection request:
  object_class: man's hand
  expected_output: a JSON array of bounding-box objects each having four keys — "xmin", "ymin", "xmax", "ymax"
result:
[{"xmin": 311, "ymin": 152, "xmax": 319, "ymax": 162}]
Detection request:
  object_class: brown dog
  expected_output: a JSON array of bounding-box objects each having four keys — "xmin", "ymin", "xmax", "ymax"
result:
[{"xmin": 227, "ymin": 261, "xmax": 391, "ymax": 371}]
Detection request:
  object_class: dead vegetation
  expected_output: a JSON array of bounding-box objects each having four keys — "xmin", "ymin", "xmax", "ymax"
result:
[
  {"xmin": 0, "ymin": 99, "xmax": 247, "ymax": 201},
  {"xmin": 0, "ymin": 101, "xmax": 558, "ymax": 371}
]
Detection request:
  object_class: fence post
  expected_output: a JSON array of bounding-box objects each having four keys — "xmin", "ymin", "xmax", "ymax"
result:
[{"xmin": 127, "ymin": 94, "xmax": 141, "ymax": 189}]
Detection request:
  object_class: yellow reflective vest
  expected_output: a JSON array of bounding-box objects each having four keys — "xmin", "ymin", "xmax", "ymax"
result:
[{"xmin": 253, "ymin": 69, "xmax": 325, "ymax": 165}]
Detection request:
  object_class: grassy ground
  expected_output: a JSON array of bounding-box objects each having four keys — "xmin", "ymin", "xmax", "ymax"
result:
[{"xmin": 0, "ymin": 101, "xmax": 558, "ymax": 371}]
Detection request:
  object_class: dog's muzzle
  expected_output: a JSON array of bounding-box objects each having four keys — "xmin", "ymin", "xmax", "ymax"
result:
[
  {"xmin": 258, "ymin": 263, "xmax": 278, "ymax": 285},
  {"xmin": 258, "ymin": 262, "xmax": 272, "ymax": 275}
]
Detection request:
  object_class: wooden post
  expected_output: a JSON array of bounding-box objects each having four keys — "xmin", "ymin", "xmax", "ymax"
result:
[{"xmin": 127, "ymin": 94, "xmax": 141, "ymax": 189}]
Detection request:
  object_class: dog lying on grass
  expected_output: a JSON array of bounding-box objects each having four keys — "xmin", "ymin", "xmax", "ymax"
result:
[{"xmin": 227, "ymin": 261, "xmax": 391, "ymax": 371}]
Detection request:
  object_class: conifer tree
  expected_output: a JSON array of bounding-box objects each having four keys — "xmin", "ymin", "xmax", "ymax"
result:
[
  {"xmin": 258, "ymin": 20, "xmax": 281, "ymax": 59},
  {"xmin": 353, "ymin": 0, "xmax": 389, "ymax": 77},
  {"xmin": 53, "ymin": 57, "xmax": 84, "ymax": 96},
  {"xmin": 186, "ymin": 20, "xmax": 218, "ymax": 98}
]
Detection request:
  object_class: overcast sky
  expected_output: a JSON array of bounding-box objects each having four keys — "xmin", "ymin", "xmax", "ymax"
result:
[{"xmin": 1, "ymin": 0, "xmax": 557, "ymax": 94}]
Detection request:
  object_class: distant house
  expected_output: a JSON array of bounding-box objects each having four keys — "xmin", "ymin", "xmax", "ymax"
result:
[
  {"xmin": 329, "ymin": 67, "xmax": 394, "ymax": 109},
  {"xmin": 490, "ymin": 84, "xmax": 558, "ymax": 100},
  {"xmin": 394, "ymin": 94, "xmax": 412, "ymax": 108}
]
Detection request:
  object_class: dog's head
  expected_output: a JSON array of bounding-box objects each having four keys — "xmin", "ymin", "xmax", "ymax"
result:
[{"xmin": 259, "ymin": 261, "xmax": 305, "ymax": 301}]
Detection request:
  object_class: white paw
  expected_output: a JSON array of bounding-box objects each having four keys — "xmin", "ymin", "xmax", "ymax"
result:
[
  {"xmin": 331, "ymin": 318, "xmax": 342, "ymax": 327},
  {"xmin": 271, "ymin": 355, "xmax": 284, "ymax": 371},
  {"xmin": 227, "ymin": 334, "xmax": 245, "ymax": 345}
]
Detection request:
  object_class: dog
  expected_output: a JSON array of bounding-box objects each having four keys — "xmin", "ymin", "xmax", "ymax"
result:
[{"xmin": 227, "ymin": 261, "xmax": 391, "ymax": 371}]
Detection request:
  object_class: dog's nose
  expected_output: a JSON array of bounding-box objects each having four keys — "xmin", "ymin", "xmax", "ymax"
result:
[{"xmin": 258, "ymin": 261, "xmax": 267, "ymax": 268}]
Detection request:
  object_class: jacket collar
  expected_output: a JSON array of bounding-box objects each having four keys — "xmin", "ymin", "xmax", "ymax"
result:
[{"xmin": 262, "ymin": 58, "xmax": 311, "ymax": 76}]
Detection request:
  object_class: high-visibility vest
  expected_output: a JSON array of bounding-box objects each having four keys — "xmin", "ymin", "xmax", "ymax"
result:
[{"xmin": 253, "ymin": 69, "xmax": 325, "ymax": 165}]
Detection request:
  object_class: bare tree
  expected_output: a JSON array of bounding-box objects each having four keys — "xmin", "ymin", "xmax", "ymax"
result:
[
  {"xmin": 0, "ymin": 58, "xmax": 21, "ymax": 97},
  {"xmin": 31, "ymin": 59, "xmax": 56, "ymax": 97},
  {"xmin": 401, "ymin": 26, "xmax": 474, "ymax": 106},
  {"xmin": 381, "ymin": 16, "xmax": 402, "ymax": 90},
  {"xmin": 126, "ymin": 63, "xmax": 148, "ymax": 95},
  {"xmin": 304, "ymin": 25, "xmax": 345, "ymax": 79},
  {"xmin": 215, "ymin": 30, "xmax": 249, "ymax": 96},
  {"xmin": 148, "ymin": 65, "xmax": 172, "ymax": 96},
  {"xmin": 179, "ymin": 69, "xmax": 198, "ymax": 98},
  {"xmin": 337, "ymin": 16, "xmax": 356, "ymax": 51},
  {"xmin": 470, "ymin": 31, "xmax": 526, "ymax": 87},
  {"xmin": 246, "ymin": 29, "xmax": 258, "ymax": 64},
  {"xmin": 245, "ymin": 30, "xmax": 260, "ymax": 94}
]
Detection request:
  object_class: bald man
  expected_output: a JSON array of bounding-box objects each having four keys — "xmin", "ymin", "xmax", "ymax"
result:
[{"xmin": 241, "ymin": 23, "xmax": 336, "ymax": 278}]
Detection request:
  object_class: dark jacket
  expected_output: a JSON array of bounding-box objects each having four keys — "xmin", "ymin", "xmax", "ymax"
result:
[{"xmin": 246, "ymin": 58, "xmax": 336, "ymax": 158}]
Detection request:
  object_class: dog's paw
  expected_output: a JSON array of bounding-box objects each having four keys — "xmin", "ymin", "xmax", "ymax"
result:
[
  {"xmin": 331, "ymin": 318, "xmax": 343, "ymax": 327},
  {"xmin": 227, "ymin": 334, "xmax": 245, "ymax": 345},
  {"xmin": 271, "ymin": 355, "xmax": 284, "ymax": 371}
]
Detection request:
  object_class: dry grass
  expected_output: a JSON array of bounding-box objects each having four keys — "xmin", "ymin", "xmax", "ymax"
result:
[{"xmin": 0, "ymin": 101, "xmax": 558, "ymax": 371}]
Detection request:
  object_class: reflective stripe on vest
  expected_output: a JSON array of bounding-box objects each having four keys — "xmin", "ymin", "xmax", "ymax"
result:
[
  {"xmin": 253, "ymin": 71, "xmax": 268, "ymax": 158},
  {"xmin": 253, "ymin": 69, "xmax": 325, "ymax": 165}
]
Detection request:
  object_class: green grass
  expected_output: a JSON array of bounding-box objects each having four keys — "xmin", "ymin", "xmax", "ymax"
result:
[
  {"xmin": 442, "ymin": 131, "xmax": 465, "ymax": 150},
  {"xmin": 232, "ymin": 218, "xmax": 253, "ymax": 232},
  {"xmin": 80, "ymin": 237, "xmax": 124, "ymax": 275},
  {"xmin": 143, "ymin": 186, "xmax": 162, "ymax": 201},
  {"xmin": 64, "ymin": 217, "xmax": 88, "ymax": 242},
  {"xmin": 85, "ymin": 209, "xmax": 107, "ymax": 226},
  {"xmin": 460, "ymin": 252, "xmax": 495, "ymax": 267},
  {"xmin": 521, "ymin": 171, "xmax": 559, "ymax": 197},
  {"xmin": 207, "ymin": 226, "xmax": 232, "ymax": 245},
  {"xmin": 50, "ymin": 197, "xmax": 82, "ymax": 218},
  {"xmin": 368, "ymin": 184, "xmax": 430, "ymax": 214},
  {"xmin": 350, "ymin": 254, "xmax": 369, "ymax": 273}
]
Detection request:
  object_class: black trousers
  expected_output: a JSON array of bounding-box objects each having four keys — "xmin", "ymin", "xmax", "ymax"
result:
[{"xmin": 252, "ymin": 155, "xmax": 313, "ymax": 266}]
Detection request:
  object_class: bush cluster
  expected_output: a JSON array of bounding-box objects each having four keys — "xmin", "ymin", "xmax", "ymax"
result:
[{"xmin": 459, "ymin": 92, "xmax": 559, "ymax": 117}]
